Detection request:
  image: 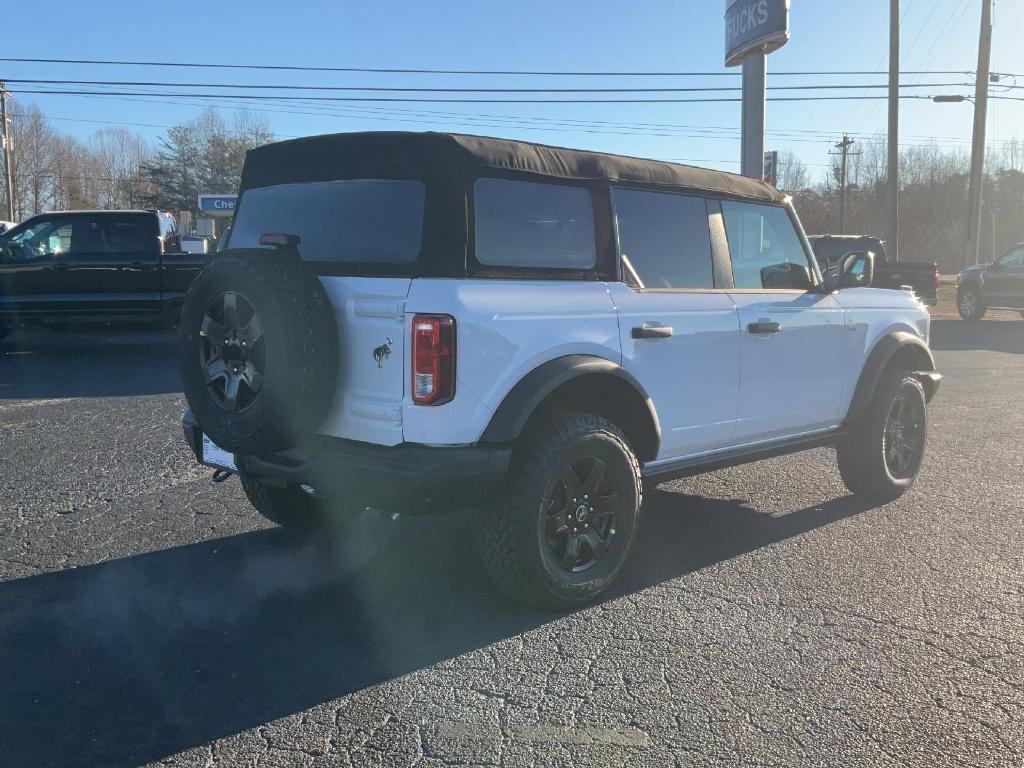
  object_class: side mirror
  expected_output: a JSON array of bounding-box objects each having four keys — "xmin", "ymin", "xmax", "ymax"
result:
[
  {"xmin": 5, "ymin": 243, "xmax": 27, "ymax": 262},
  {"xmin": 836, "ymin": 251, "xmax": 875, "ymax": 289}
]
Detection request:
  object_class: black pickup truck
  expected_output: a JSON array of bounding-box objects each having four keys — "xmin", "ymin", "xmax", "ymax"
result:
[
  {"xmin": 808, "ymin": 234, "xmax": 939, "ymax": 306},
  {"xmin": 0, "ymin": 210, "xmax": 207, "ymax": 340}
]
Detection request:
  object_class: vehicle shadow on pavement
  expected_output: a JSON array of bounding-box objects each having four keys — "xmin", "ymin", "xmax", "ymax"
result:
[
  {"xmin": 929, "ymin": 318, "xmax": 1024, "ymax": 354},
  {"xmin": 0, "ymin": 327, "xmax": 181, "ymax": 399},
  {"xmin": 0, "ymin": 490, "xmax": 873, "ymax": 767}
]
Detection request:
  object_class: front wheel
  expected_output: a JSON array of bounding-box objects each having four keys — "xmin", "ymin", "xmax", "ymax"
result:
[
  {"xmin": 478, "ymin": 411, "xmax": 642, "ymax": 610},
  {"xmin": 837, "ymin": 369, "xmax": 927, "ymax": 503},
  {"xmin": 957, "ymin": 287, "xmax": 986, "ymax": 320}
]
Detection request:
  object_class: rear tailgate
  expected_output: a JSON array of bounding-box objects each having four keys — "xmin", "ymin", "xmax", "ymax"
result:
[
  {"xmin": 318, "ymin": 277, "xmax": 411, "ymax": 446},
  {"xmin": 227, "ymin": 178, "xmax": 428, "ymax": 446}
]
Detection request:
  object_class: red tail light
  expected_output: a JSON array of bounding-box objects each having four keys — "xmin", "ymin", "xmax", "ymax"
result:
[
  {"xmin": 934, "ymin": 269, "xmax": 942, "ymax": 288},
  {"xmin": 412, "ymin": 314, "xmax": 455, "ymax": 405}
]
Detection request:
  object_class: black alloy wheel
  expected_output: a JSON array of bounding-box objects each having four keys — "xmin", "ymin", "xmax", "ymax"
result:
[
  {"xmin": 200, "ymin": 291, "xmax": 266, "ymax": 413},
  {"xmin": 957, "ymin": 288, "xmax": 985, "ymax": 320},
  {"xmin": 882, "ymin": 389, "xmax": 925, "ymax": 480},
  {"xmin": 543, "ymin": 455, "xmax": 620, "ymax": 573},
  {"xmin": 837, "ymin": 369, "xmax": 928, "ymax": 502},
  {"xmin": 478, "ymin": 410, "xmax": 642, "ymax": 610}
]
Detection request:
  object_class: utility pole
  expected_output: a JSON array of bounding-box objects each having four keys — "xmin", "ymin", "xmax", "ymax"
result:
[
  {"xmin": 830, "ymin": 135, "xmax": 860, "ymax": 234},
  {"xmin": 966, "ymin": 0, "xmax": 993, "ymax": 267},
  {"xmin": 0, "ymin": 83, "xmax": 14, "ymax": 220},
  {"xmin": 887, "ymin": 0, "xmax": 900, "ymax": 261}
]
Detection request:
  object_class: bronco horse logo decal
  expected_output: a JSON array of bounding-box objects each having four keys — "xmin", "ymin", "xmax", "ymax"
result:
[{"xmin": 373, "ymin": 337, "xmax": 393, "ymax": 368}]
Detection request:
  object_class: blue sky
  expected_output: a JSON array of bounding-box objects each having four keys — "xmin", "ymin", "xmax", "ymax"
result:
[{"xmin": 2, "ymin": 0, "xmax": 1022, "ymax": 181}]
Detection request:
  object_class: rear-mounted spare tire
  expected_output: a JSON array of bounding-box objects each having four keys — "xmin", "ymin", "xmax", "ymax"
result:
[{"xmin": 179, "ymin": 248, "xmax": 339, "ymax": 454}]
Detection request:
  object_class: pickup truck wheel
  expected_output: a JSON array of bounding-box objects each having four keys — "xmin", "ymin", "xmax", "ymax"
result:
[
  {"xmin": 179, "ymin": 249, "xmax": 338, "ymax": 454},
  {"xmin": 837, "ymin": 369, "xmax": 927, "ymax": 503},
  {"xmin": 957, "ymin": 287, "xmax": 986, "ymax": 320},
  {"xmin": 239, "ymin": 473, "xmax": 350, "ymax": 534},
  {"xmin": 478, "ymin": 410, "xmax": 642, "ymax": 610}
]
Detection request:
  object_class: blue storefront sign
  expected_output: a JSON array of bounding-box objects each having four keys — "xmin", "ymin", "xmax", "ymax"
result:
[
  {"xmin": 197, "ymin": 194, "xmax": 238, "ymax": 217},
  {"xmin": 725, "ymin": 0, "xmax": 790, "ymax": 67}
]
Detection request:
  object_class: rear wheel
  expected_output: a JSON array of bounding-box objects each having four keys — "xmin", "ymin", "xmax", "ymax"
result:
[
  {"xmin": 239, "ymin": 473, "xmax": 352, "ymax": 534},
  {"xmin": 478, "ymin": 410, "xmax": 642, "ymax": 610},
  {"xmin": 957, "ymin": 287, "xmax": 986, "ymax": 320},
  {"xmin": 837, "ymin": 369, "xmax": 927, "ymax": 502}
]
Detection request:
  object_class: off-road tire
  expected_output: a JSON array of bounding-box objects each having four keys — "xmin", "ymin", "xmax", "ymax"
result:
[
  {"xmin": 179, "ymin": 249, "xmax": 338, "ymax": 454},
  {"xmin": 837, "ymin": 369, "xmax": 927, "ymax": 502},
  {"xmin": 478, "ymin": 410, "xmax": 642, "ymax": 610},
  {"xmin": 956, "ymin": 286, "xmax": 986, "ymax": 320},
  {"xmin": 239, "ymin": 473, "xmax": 351, "ymax": 534}
]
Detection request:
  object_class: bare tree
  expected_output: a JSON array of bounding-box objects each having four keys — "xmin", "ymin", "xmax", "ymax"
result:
[
  {"xmin": 9, "ymin": 101, "xmax": 58, "ymax": 219},
  {"xmin": 775, "ymin": 151, "xmax": 810, "ymax": 193}
]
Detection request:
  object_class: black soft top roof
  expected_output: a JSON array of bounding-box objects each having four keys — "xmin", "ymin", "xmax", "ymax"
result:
[{"xmin": 239, "ymin": 131, "xmax": 786, "ymax": 204}]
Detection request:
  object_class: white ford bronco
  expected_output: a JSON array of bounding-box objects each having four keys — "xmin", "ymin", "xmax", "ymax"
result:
[{"xmin": 180, "ymin": 132, "xmax": 940, "ymax": 609}]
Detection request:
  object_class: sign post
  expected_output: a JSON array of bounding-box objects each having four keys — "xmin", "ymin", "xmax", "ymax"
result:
[{"xmin": 725, "ymin": 0, "xmax": 790, "ymax": 179}]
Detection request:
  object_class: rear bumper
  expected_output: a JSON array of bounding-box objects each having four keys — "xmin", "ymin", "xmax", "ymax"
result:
[{"xmin": 182, "ymin": 411, "xmax": 511, "ymax": 514}]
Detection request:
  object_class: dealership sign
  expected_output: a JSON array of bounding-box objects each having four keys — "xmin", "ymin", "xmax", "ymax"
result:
[
  {"xmin": 763, "ymin": 151, "xmax": 779, "ymax": 186},
  {"xmin": 198, "ymin": 194, "xmax": 238, "ymax": 217},
  {"xmin": 725, "ymin": 0, "xmax": 790, "ymax": 67}
]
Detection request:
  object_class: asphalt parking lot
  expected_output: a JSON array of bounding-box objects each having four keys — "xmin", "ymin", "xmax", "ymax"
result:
[{"xmin": 1, "ymin": 316, "xmax": 1022, "ymax": 768}]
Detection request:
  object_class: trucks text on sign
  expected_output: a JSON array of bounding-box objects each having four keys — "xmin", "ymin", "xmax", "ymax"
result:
[{"xmin": 724, "ymin": 0, "xmax": 790, "ymax": 67}]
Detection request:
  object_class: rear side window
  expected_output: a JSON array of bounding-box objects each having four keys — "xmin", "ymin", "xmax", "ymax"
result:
[
  {"xmin": 721, "ymin": 202, "xmax": 811, "ymax": 289},
  {"xmin": 612, "ymin": 188, "xmax": 714, "ymax": 289},
  {"xmin": 230, "ymin": 180, "xmax": 425, "ymax": 264},
  {"xmin": 473, "ymin": 177, "xmax": 596, "ymax": 270}
]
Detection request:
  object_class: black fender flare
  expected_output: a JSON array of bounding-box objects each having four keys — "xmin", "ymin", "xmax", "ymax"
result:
[
  {"xmin": 480, "ymin": 354, "xmax": 661, "ymax": 459},
  {"xmin": 844, "ymin": 331, "xmax": 938, "ymax": 425}
]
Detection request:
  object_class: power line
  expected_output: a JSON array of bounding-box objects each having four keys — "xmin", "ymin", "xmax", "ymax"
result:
[
  {"xmin": 0, "ymin": 78, "xmax": 979, "ymax": 94},
  {"xmin": 0, "ymin": 56, "xmax": 978, "ymax": 77},
  {"xmin": 19, "ymin": 106, "xmax": 1008, "ymax": 148},
  {"xmin": 15, "ymin": 88, "xmax": 1000, "ymax": 150},
  {"xmin": 5, "ymin": 88, "xmax": 947, "ymax": 104}
]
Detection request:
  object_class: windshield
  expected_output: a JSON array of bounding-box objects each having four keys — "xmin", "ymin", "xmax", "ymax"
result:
[{"xmin": 228, "ymin": 179, "xmax": 425, "ymax": 264}]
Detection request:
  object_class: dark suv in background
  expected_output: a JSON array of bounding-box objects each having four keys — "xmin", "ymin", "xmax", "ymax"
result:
[{"xmin": 955, "ymin": 244, "xmax": 1024, "ymax": 320}]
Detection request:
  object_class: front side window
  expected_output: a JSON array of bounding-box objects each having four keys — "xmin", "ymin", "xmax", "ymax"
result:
[
  {"xmin": 722, "ymin": 202, "xmax": 812, "ymax": 290},
  {"xmin": 3, "ymin": 218, "xmax": 73, "ymax": 261},
  {"xmin": 230, "ymin": 180, "xmax": 425, "ymax": 264},
  {"xmin": 474, "ymin": 177, "xmax": 596, "ymax": 270},
  {"xmin": 612, "ymin": 188, "xmax": 714, "ymax": 289},
  {"xmin": 998, "ymin": 248, "xmax": 1024, "ymax": 269}
]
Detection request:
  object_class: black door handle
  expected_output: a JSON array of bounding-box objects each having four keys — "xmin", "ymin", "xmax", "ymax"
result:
[
  {"xmin": 748, "ymin": 321, "xmax": 781, "ymax": 335},
  {"xmin": 632, "ymin": 323, "xmax": 674, "ymax": 339}
]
